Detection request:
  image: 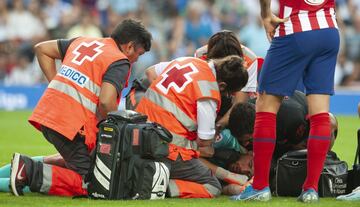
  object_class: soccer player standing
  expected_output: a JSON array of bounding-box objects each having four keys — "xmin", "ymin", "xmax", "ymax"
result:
[{"xmin": 232, "ymin": 0, "xmax": 339, "ymax": 202}]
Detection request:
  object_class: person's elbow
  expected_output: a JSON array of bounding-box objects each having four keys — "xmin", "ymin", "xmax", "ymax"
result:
[
  {"xmin": 98, "ymin": 98, "xmax": 117, "ymax": 120},
  {"xmin": 33, "ymin": 40, "xmax": 61, "ymax": 59},
  {"xmin": 145, "ymin": 67, "xmax": 157, "ymax": 83},
  {"xmin": 99, "ymin": 98, "xmax": 116, "ymax": 113},
  {"xmin": 34, "ymin": 42, "xmax": 45, "ymax": 55},
  {"xmin": 198, "ymin": 146, "xmax": 214, "ymax": 158}
]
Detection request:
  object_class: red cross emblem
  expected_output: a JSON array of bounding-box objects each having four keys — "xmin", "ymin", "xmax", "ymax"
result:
[
  {"xmin": 156, "ymin": 62, "xmax": 198, "ymax": 94},
  {"xmin": 72, "ymin": 41, "xmax": 104, "ymax": 65}
]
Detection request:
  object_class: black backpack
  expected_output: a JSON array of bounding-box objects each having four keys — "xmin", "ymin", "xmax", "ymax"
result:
[{"xmin": 87, "ymin": 110, "xmax": 172, "ymax": 200}]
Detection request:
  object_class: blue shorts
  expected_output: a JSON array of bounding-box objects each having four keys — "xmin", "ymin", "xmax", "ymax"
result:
[{"xmin": 258, "ymin": 28, "xmax": 339, "ymax": 96}]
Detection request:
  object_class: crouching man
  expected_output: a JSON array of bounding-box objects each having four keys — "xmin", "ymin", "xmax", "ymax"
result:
[
  {"xmin": 136, "ymin": 55, "xmax": 248, "ymax": 198},
  {"xmin": 10, "ymin": 19, "xmax": 152, "ymax": 197}
]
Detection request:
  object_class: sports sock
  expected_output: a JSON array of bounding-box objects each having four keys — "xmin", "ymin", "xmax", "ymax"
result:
[
  {"xmin": 0, "ymin": 156, "xmax": 43, "ymax": 178},
  {"xmin": 252, "ymin": 112, "xmax": 276, "ymax": 190},
  {"xmin": 0, "ymin": 178, "xmax": 9, "ymax": 192},
  {"xmin": 303, "ymin": 113, "xmax": 331, "ymax": 192},
  {"xmin": 215, "ymin": 167, "xmax": 248, "ymax": 185},
  {"xmin": 0, "ymin": 178, "xmax": 31, "ymax": 193},
  {"xmin": 0, "ymin": 164, "xmax": 10, "ymax": 178}
]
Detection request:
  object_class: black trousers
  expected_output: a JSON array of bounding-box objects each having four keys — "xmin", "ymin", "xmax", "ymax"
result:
[{"xmin": 41, "ymin": 126, "xmax": 91, "ymax": 176}]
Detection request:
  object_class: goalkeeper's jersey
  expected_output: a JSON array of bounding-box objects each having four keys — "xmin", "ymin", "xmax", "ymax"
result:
[
  {"xmin": 214, "ymin": 129, "xmax": 247, "ymax": 154},
  {"xmin": 208, "ymin": 129, "xmax": 247, "ymax": 169}
]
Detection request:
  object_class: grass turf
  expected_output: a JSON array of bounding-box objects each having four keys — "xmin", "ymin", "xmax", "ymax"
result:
[{"xmin": 0, "ymin": 111, "xmax": 359, "ymax": 206}]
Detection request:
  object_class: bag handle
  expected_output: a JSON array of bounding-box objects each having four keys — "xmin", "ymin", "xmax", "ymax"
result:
[
  {"xmin": 145, "ymin": 122, "xmax": 173, "ymax": 143},
  {"xmin": 354, "ymin": 129, "xmax": 360, "ymax": 165},
  {"xmin": 282, "ymin": 149, "xmax": 336, "ymax": 160},
  {"xmin": 281, "ymin": 149, "xmax": 308, "ymax": 158}
]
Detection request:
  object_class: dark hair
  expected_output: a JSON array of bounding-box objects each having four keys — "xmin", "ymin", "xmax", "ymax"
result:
[
  {"xmin": 111, "ymin": 19, "xmax": 152, "ymax": 51},
  {"xmin": 214, "ymin": 55, "xmax": 248, "ymax": 92},
  {"xmin": 207, "ymin": 30, "xmax": 244, "ymax": 59},
  {"xmin": 228, "ymin": 102, "xmax": 256, "ymax": 139}
]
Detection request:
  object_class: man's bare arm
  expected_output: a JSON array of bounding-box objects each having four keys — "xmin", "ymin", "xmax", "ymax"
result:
[
  {"xmin": 98, "ymin": 82, "xmax": 119, "ymax": 120},
  {"xmin": 34, "ymin": 40, "xmax": 62, "ymax": 82},
  {"xmin": 259, "ymin": 0, "xmax": 272, "ymax": 19},
  {"xmin": 259, "ymin": 0, "xmax": 288, "ymax": 41}
]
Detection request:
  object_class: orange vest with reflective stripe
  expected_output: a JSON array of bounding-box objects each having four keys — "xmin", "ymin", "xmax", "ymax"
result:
[
  {"xmin": 194, "ymin": 44, "xmax": 258, "ymax": 68},
  {"xmin": 195, "ymin": 44, "xmax": 261, "ymax": 96},
  {"xmin": 136, "ymin": 57, "xmax": 220, "ymax": 148},
  {"xmin": 29, "ymin": 37, "xmax": 128, "ymax": 151},
  {"xmin": 241, "ymin": 44, "xmax": 258, "ymax": 69}
]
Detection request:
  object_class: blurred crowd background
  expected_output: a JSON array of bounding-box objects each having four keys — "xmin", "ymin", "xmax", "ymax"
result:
[{"xmin": 0, "ymin": 0, "xmax": 359, "ymax": 89}]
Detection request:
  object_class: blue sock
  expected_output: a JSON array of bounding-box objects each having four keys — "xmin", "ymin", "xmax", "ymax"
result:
[
  {"xmin": 0, "ymin": 178, "xmax": 31, "ymax": 193},
  {"xmin": 0, "ymin": 156, "xmax": 44, "ymax": 178},
  {"xmin": 0, "ymin": 178, "xmax": 9, "ymax": 192},
  {"xmin": 0, "ymin": 164, "xmax": 10, "ymax": 178}
]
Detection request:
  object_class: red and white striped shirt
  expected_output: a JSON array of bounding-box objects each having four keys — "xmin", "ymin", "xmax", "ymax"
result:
[{"xmin": 275, "ymin": 0, "xmax": 338, "ymax": 37}]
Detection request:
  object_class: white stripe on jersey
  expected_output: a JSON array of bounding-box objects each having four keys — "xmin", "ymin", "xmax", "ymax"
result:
[
  {"xmin": 299, "ymin": 10, "xmax": 312, "ymax": 31},
  {"xmin": 274, "ymin": 27, "xmax": 280, "ymax": 37},
  {"xmin": 241, "ymin": 60, "xmax": 258, "ymax": 93},
  {"xmin": 316, "ymin": 9, "xmax": 329, "ymax": 29},
  {"xmin": 284, "ymin": 6, "xmax": 293, "ymax": 35},
  {"xmin": 330, "ymin": 8, "xmax": 338, "ymax": 28}
]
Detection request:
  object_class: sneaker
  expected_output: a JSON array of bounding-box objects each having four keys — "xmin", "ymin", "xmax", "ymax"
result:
[
  {"xmin": 297, "ymin": 188, "xmax": 319, "ymax": 203},
  {"xmin": 10, "ymin": 153, "xmax": 33, "ymax": 196},
  {"xmin": 230, "ymin": 185, "xmax": 271, "ymax": 201},
  {"xmin": 336, "ymin": 186, "xmax": 360, "ymax": 201}
]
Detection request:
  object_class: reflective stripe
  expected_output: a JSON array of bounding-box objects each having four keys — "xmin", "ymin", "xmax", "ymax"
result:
[
  {"xmin": 48, "ymin": 80, "xmax": 97, "ymax": 114},
  {"xmin": 95, "ymin": 156, "xmax": 111, "ymax": 179},
  {"xmin": 242, "ymin": 46, "xmax": 257, "ymax": 61},
  {"xmin": 40, "ymin": 164, "xmax": 52, "ymax": 193},
  {"xmin": 207, "ymin": 61, "xmax": 217, "ymax": 77},
  {"xmin": 85, "ymin": 79, "xmax": 101, "ymax": 97},
  {"xmin": 204, "ymin": 184, "xmax": 221, "ymax": 197},
  {"xmin": 171, "ymin": 132, "xmax": 197, "ymax": 150},
  {"xmin": 146, "ymin": 88, "xmax": 197, "ymax": 132},
  {"xmin": 197, "ymin": 81, "xmax": 219, "ymax": 97},
  {"xmin": 168, "ymin": 179, "xmax": 180, "ymax": 197},
  {"xmin": 60, "ymin": 65, "xmax": 101, "ymax": 97},
  {"xmin": 94, "ymin": 165, "xmax": 110, "ymax": 190}
]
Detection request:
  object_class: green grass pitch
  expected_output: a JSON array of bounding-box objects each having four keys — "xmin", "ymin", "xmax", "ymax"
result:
[{"xmin": 0, "ymin": 111, "xmax": 359, "ymax": 206}]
